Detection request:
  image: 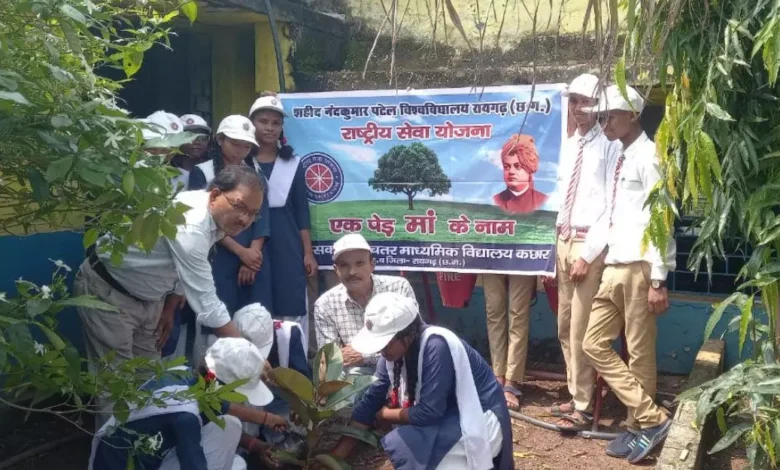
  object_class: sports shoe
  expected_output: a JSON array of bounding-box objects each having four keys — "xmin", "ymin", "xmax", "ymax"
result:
[
  {"xmin": 627, "ymin": 419, "xmax": 673, "ymax": 464},
  {"xmin": 605, "ymin": 430, "xmax": 638, "ymax": 458}
]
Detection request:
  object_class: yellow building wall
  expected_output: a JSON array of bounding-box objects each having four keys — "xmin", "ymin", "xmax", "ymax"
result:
[
  {"xmin": 346, "ymin": 0, "xmax": 621, "ymax": 49},
  {"xmin": 204, "ymin": 18, "xmax": 296, "ymax": 125},
  {"xmin": 254, "ymin": 22, "xmax": 296, "ymax": 94}
]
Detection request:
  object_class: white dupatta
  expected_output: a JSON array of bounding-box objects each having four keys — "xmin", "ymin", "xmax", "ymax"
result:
[{"xmin": 381, "ymin": 326, "xmax": 493, "ymax": 470}]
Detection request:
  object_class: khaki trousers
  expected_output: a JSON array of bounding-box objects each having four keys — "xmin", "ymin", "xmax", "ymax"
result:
[
  {"xmin": 556, "ymin": 238, "xmax": 605, "ymax": 412},
  {"xmin": 483, "ymin": 274, "xmax": 536, "ymax": 383},
  {"xmin": 582, "ymin": 262, "xmax": 666, "ymax": 429},
  {"xmin": 74, "ymin": 260, "xmax": 164, "ymax": 428}
]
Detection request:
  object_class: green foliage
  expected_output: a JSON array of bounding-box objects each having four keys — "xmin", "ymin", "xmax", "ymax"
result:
[
  {"xmin": 0, "ymin": 0, "xmax": 224, "ymax": 460},
  {"xmin": 619, "ymin": 0, "xmax": 780, "ymax": 465},
  {"xmin": 368, "ymin": 143, "xmax": 452, "ymax": 210},
  {"xmin": 0, "ymin": 0, "xmax": 193, "ymax": 254},
  {"xmin": 678, "ymin": 343, "xmax": 780, "ymax": 469},
  {"xmin": 269, "ymin": 342, "xmax": 378, "ymax": 468}
]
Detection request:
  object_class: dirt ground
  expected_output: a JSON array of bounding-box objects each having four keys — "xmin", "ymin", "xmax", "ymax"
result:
[{"xmin": 0, "ymin": 374, "xmax": 749, "ymax": 470}]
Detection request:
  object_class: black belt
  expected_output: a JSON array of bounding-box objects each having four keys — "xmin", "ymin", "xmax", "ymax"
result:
[{"xmin": 87, "ymin": 247, "xmax": 143, "ymax": 302}]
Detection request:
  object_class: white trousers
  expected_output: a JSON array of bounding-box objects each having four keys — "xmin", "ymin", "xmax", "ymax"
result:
[
  {"xmin": 159, "ymin": 415, "xmax": 245, "ymax": 470},
  {"xmin": 434, "ymin": 410, "xmax": 503, "ymax": 470}
]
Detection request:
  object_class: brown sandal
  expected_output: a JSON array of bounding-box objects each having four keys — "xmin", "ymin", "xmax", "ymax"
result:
[{"xmin": 503, "ymin": 385, "xmax": 522, "ymax": 411}]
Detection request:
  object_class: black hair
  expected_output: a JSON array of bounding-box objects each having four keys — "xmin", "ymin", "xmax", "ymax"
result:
[
  {"xmin": 208, "ymin": 164, "xmax": 265, "ymax": 194},
  {"xmin": 249, "ymin": 92, "xmax": 295, "ymax": 161},
  {"xmin": 207, "ymin": 138, "xmax": 227, "ymax": 175},
  {"xmin": 390, "ymin": 316, "xmax": 425, "ymax": 408}
]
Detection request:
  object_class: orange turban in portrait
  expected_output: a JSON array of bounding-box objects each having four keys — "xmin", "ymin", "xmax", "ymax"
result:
[{"xmin": 501, "ymin": 134, "xmax": 540, "ymax": 174}]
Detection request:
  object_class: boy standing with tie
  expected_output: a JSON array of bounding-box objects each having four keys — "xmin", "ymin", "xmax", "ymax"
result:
[{"xmin": 582, "ymin": 85, "xmax": 676, "ymax": 464}]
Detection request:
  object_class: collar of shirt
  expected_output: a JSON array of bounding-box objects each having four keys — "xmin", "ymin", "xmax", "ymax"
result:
[
  {"xmin": 177, "ymin": 190, "xmax": 224, "ymax": 240},
  {"xmin": 574, "ymin": 123, "xmax": 602, "ymax": 143},
  {"xmin": 622, "ymin": 131, "xmax": 650, "ymax": 160},
  {"xmin": 509, "ymin": 186, "xmax": 530, "ymax": 197}
]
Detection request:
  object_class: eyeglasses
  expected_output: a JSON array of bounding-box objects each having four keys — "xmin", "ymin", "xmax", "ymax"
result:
[{"xmin": 223, "ymin": 193, "xmax": 260, "ymax": 218}]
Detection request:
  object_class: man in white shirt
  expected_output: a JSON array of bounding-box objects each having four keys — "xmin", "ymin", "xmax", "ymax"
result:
[
  {"xmin": 581, "ymin": 85, "xmax": 676, "ymax": 464},
  {"xmin": 551, "ymin": 74, "xmax": 622, "ymax": 430},
  {"xmin": 313, "ymin": 234, "xmax": 416, "ymax": 373},
  {"xmin": 75, "ymin": 165, "xmax": 265, "ymax": 425}
]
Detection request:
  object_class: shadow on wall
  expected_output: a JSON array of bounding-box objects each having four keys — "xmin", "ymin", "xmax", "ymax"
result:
[{"xmin": 0, "ymin": 232, "xmax": 756, "ymax": 375}]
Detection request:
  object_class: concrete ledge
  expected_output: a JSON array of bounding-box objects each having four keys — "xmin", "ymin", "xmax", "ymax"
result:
[{"xmin": 655, "ymin": 339, "xmax": 725, "ymax": 470}]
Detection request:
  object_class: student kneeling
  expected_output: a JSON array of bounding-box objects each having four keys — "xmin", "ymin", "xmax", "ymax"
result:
[
  {"xmin": 89, "ymin": 338, "xmax": 286, "ymax": 470},
  {"xmin": 331, "ymin": 293, "xmax": 514, "ymax": 469}
]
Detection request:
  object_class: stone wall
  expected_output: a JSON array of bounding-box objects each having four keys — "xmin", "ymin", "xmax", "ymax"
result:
[{"xmin": 292, "ymin": 25, "xmax": 620, "ymax": 92}]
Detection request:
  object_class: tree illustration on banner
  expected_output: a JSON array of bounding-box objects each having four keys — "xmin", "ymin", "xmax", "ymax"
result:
[{"xmin": 369, "ymin": 143, "xmax": 452, "ymax": 210}]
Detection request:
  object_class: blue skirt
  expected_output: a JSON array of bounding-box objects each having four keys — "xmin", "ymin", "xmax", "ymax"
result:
[{"xmin": 381, "ymin": 403, "xmax": 513, "ymax": 469}]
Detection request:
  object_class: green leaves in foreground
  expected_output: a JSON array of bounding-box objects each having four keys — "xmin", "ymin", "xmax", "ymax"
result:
[{"xmin": 267, "ymin": 343, "xmax": 378, "ymax": 468}]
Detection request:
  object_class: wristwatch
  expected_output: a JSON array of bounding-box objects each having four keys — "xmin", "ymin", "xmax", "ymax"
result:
[{"xmin": 651, "ymin": 280, "xmax": 667, "ymax": 289}]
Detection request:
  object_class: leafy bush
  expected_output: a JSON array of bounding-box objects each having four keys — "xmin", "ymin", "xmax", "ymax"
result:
[
  {"xmin": 618, "ymin": 0, "xmax": 780, "ymax": 466},
  {"xmin": 0, "ymin": 0, "xmax": 238, "ymax": 451}
]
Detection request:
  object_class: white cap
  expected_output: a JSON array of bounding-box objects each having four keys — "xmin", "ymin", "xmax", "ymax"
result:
[
  {"xmin": 562, "ymin": 73, "xmax": 600, "ymax": 99},
  {"xmin": 216, "ymin": 115, "xmax": 259, "ymax": 146},
  {"xmin": 234, "ymin": 303, "xmax": 274, "ymax": 359},
  {"xmin": 180, "ymin": 114, "xmax": 211, "ymax": 134},
  {"xmin": 351, "ymin": 293, "xmax": 420, "ymax": 355},
  {"xmin": 584, "ymin": 85, "xmax": 645, "ymax": 113},
  {"xmin": 332, "ymin": 234, "xmax": 371, "ymax": 262},
  {"xmin": 204, "ymin": 337, "xmax": 273, "ymax": 406},
  {"xmin": 141, "ymin": 111, "xmax": 183, "ymax": 140},
  {"xmin": 248, "ymin": 95, "xmax": 287, "ymax": 118}
]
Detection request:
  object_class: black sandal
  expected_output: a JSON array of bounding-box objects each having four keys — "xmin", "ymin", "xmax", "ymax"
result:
[
  {"xmin": 550, "ymin": 401, "xmax": 575, "ymax": 417},
  {"xmin": 556, "ymin": 411, "xmax": 593, "ymax": 432}
]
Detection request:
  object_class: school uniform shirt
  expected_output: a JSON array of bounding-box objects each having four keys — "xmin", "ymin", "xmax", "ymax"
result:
[
  {"xmin": 257, "ymin": 159, "xmax": 311, "ymax": 318},
  {"xmin": 352, "ymin": 331, "xmax": 512, "ymax": 470},
  {"xmin": 98, "ymin": 190, "xmax": 231, "ymax": 329},
  {"xmin": 603, "ymin": 132, "xmax": 677, "ymax": 280},
  {"xmin": 313, "ymin": 275, "xmax": 416, "ymax": 365},
  {"xmin": 91, "ymin": 369, "xmax": 230, "ymax": 470},
  {"xmin": 171, "ymin": 168, "xmax": 190, "ymax": 192},
  {"xmin": 268, "ymin": 322, "xmax": 312, "ymax": 377},
  {"xmin": 555, "ymin": 124, "xmax": 623, "ymax": 263},
  {"xmin": 189, "ymin": 161, "xmax": 273, "ymax": 317},
  {"xmin": 492, "ymin": 187, "xmax": 547, "ymax": 213}
]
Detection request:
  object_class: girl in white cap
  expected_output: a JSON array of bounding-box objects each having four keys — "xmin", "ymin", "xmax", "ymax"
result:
[
  {"xmin": 140, "ymin": 110, "xmax": 185, "ymax": 157},
  {"xmin": 248, "ymin": 92, "xmax": 316, "ymax": 335},
  {"xmin": 188, "ymin": 115, "xmax": 273, "ymax": 363},
  {"xmin": 330, "ymin": 292, "xmax": 513, "ymax": 470},
  {"xmin": 234, "ymin": 303, "xmax": 310, "ymax": 455},
  {"xmin": 169, "ymin": 113, "xmax": 213, "ymax": 191},
  {"xmin": 89, "ymin": 337, "xmax": 286, "ymax": 470}
]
